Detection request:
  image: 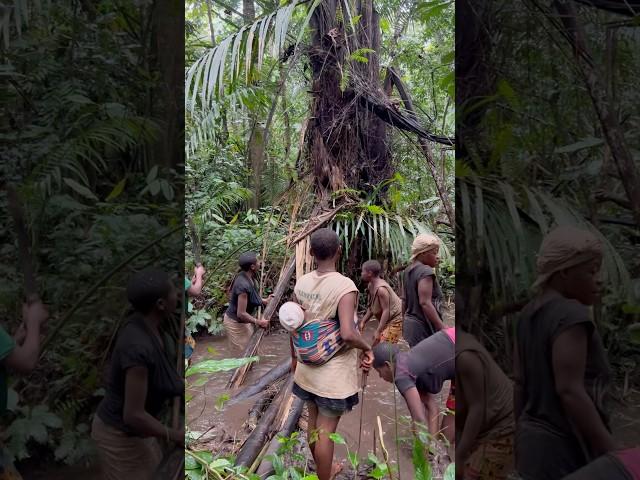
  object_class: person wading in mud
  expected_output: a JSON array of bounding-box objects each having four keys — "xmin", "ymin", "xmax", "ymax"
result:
[
  {"xmin": 514, "ymin": 225, "xmax": 616, "ymax": 479},
  {"xmin": 455, "ymin": 293, "xmax": 515, "ymax": 480},
  {"xmin": 184, "ymin": 264, "xmax": 205, "ymax": 368},
  {"xmin": 358, "ymin": 260, "xmax": 404, "ymax": 346},
  {"xmin": 372, "ymin": 330, "xmax": 455, "ymax": 445},
  {"xmin": 223, "ymin": 252, "xmax": 273, "ymax": 355},
  {"xmin": 91, "ymin": 269, "xmax": 184, "ymax": 480},
  {"xmin": 290, "ymin": 228, "xmax": 373, "ymax": 480},
  {"xmin": 0, "ymin": 301, "xmax": 49, "ymax": 480},
  {"xmin": 403, "ymin": 233, "xmax": 446, "ymax": 347}
]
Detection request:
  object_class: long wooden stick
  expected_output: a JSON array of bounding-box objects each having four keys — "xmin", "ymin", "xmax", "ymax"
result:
[
  {"xmin": 226, "ymin": 256, "xmax": 297, "ymax": 389},
  {"xmin": 377, "ymin": 416, "xmax": 395, "ymax": 480}
]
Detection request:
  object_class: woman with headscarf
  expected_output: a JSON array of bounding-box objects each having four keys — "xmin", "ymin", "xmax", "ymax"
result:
[
  {"xmin": 91, "ymin": 268, "xmax": 184, "ymax": 480},
  {"xmin": 402, "ymin": 233, "xmax": 446, "ymax": 347},
  {"xmin": 513, "ymin": 225, "xmax": 616, "ymax": 479},
  {"xmin": 223, "ymin": 252, "xmax": 273, "ymax": 354}
]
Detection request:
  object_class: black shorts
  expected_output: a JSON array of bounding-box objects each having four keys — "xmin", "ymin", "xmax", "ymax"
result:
[
  {"xmin": 293, "ymin": 383, "xmax": 359, "ymax": 418},
  {"xmin": 403, "ymin": 315, "xmax": 435, "ymax": 347}
]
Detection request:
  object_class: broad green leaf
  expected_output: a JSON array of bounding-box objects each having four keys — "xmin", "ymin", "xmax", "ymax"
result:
[
  {"xmin": 210, "ymin": 457, "xmax": 230, "ymax": 469},
  {"xmin": 186, "ymin": 356, "xmax": 259, "ymax": 377},
  {"xmin": 68, "ymin": 94, "xmax": 94, "ymax": 104},
  {"xmin": 347, "ymin": 451, "xmax": 359, "ymax": 468},
  {"xmin": 444, "ymin": 463, "xmax": 455, "ymax": 480},
  {"xmin": 63, "ymin": 178, "xmax": 98, "ymax": 201},
  {"xmin": 106, "ymin": 178, "xmax": 126, "ymax": 201},
  {"xmin": 328, "ymin": 432, "xmax": 346, "ymax": 445},
  {"xmin": 146, "ymin": 165, "xmax": 159, "ymax": 184}
]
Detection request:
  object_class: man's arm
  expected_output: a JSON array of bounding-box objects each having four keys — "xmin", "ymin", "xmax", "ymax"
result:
[
  {"xmin": 237, "ymin": 293, "xmax": 268, "ymax": 328},
  {"xmin": 3, "ymin": 302, "xmax": 48, "ymax": 374},
  {"xmin": 123, "ymin": 366, "xmax": 183, "ymax": 443},
  {"xmin": 456, "ymin": 351, "xmax": 485, "ymax": 466},
  {"xmin": 552, "ymin": 324, "xmax": 615, "ymax": 456},
  {"xmin": 338, "ymin": 292, "xmax": 371, "ymax": 352},
  {"xmin": 402, "ymin": 387, "xmax": 428, "ymax": 432},
  {"xmin": 374, "ymin": 288, "xmax": 391, "ymax": 342},
  {"xmin": 358, "ymin": 308, "xmax": 373, "ymax": 333},
  {"xmin": 187, "ymin": 266, "xmax": 206, "ymax": 296},
  {"xmin": 417, "ymin": 277, "xmax": 445, "ymax": 331}
]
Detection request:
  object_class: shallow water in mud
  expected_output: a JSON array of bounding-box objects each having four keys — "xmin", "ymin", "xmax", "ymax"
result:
[{"xmin": 187, "ymin": 316, "xmax": 454, "ymax": 479}]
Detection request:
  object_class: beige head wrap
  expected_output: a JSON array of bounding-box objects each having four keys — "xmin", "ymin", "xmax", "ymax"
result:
[
  {"xmin": 411, "ymin": 233, "xmax": 440, "ymax": 261},
  {"xmin": 532, "ymin": 225, "xmax": 603, "ymax": 290}
]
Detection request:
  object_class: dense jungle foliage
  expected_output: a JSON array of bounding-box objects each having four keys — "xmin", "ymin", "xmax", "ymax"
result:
[
  {"xmin": 456, "ymin": 0, "xmax": 640, "ymax": 390},
  {"xmin": 185, "ymin": 0, "xmax": 456, "ymax": 340},
  {"xmin": 1, "ymin": 0, "xmax": 183, "ymax": 471}
]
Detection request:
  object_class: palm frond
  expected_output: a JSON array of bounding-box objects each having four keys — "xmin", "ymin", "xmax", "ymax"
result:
[
  {"xmin": 458, "ymin": 176, "xmax": 631, "ymax": 303},
  {"xmin": 185, "ymin": 0, "xmax": 318, "ymax": 111}
]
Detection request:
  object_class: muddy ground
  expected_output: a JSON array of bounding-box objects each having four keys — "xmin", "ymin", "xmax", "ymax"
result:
[{"xmin": 187, "ymin": 306, "xmax": 456, "ymax": 479}]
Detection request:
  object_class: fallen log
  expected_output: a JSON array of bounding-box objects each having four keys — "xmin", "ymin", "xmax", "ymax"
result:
[
  {"xmin": 228, "ymin": 358, "xmax": 291, "ymax": 405},
  {"xmin": 244, "ymin": 376, "xmax": 286, "ymax": 432},
  {"xmin": 235, "ymin": 376, "xmax": 295, "ymax": 468},
  {"xmin": 255, "ymin": 395, "xmax": 305, "ymax": 478},
  {"xmin": 227, "ymin": 256, "xmax": 297, "ymax": 388}
]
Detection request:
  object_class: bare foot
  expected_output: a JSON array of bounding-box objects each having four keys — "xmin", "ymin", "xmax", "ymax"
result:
[{"xmin": 330, "ymin": 461, "xmax": 344, "ymax": 480}]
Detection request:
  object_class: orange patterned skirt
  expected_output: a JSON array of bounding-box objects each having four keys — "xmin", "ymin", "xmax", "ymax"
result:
[{"xmin": 380, "ymin": 316, "xmax": 403, "ymax": 344}]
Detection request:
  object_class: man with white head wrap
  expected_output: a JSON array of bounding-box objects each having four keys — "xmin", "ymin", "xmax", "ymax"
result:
[
  {"xmin": 513, "ymin": 225, "xmax": 615, "ymax": 480},
  {"xmin": 402, "ymin": 233, "xmax": 446, "ymax": 347}
]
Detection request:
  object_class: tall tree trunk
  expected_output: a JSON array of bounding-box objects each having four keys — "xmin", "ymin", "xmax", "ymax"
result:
[
  {"xmin": 244, "ymin": 0, "xmax": 264, "ymax": 208},
  {"xmin": 152, "ymin": 0, "xmax": 184, "ymax": 168},
  {"xmin": 249, "ymin": 124, "xmax": 265, "ymax": 209},
  {"xmin": 307, "ymin": 0, "xmax": 393, "ymax": 199}
]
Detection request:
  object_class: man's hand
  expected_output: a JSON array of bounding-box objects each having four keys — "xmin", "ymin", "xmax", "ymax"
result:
[
  {"xmin": 360, "ymin": 350, "xmax": 374, "ymax": 372},
  {"xmin": 195, "ymin": 265, "xmax": 206, "ymax": 278},
  {"xmin": 23, "ymin": 301, "xmax": 48, "ymax": 331},
  {"xmin": 256, "ymin": 318, "xmax": 269, "ymax": 329},
  {"xmin": 262, "ymin": 294, "xmax": 275, "ymax": 306},
  {"xmin": 372, "ymin": 329, "xmax": 382, "ymax": 347}
]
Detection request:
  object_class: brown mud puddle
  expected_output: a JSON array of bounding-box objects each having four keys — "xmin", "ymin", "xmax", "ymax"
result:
[{"xmin": 187, "ymin": 308, "xmax": 455, "ymax": 479}]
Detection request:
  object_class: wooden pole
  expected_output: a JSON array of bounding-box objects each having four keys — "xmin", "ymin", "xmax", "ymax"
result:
[
  {"xmin": 235, "ymin": 376, "xmax": 295, "ymax": 467},
  {"xmin": 226, "ymin": 256, "xmax": 297, "ymax": 388}
]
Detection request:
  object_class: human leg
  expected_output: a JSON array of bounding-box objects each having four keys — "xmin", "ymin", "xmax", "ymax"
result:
[{"xmin": 313, "ymin": 411, "xmax": 342, "ymax": 480}]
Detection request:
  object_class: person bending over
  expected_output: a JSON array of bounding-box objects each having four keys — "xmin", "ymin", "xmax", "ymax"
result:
[
  {"xmin": 184, "ymin": 264, "xmax": 205, "ymax": 367},
  {"xmin": 372, "ymin": 328, "xmax": 455, "ymax": 441}
]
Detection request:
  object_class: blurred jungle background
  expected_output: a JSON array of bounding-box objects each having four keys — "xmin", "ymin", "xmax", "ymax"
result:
[
  {"xmin": 1, "ymin": 0, "xmax": 183, "ymax": 477},
  {"xmin": 456, "ymin": 0, "xmax": 640, "ymax": 447}
]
